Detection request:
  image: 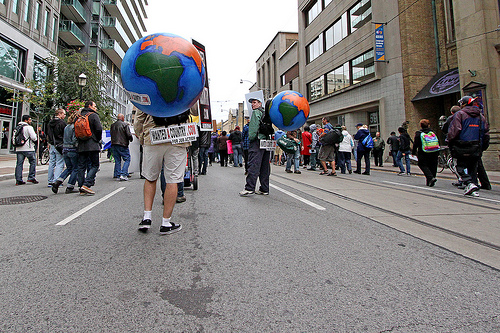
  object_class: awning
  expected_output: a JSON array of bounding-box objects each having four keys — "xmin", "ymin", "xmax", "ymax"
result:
[{"xmin": 412, "ymin": 68, "xmax": 460, "ymax": 101}]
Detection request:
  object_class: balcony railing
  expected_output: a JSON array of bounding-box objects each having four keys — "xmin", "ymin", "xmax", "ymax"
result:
[
  {"xmin": 59, "ymin": 20, "xmax": 84, "ymax": 46},
  {"xmin": 60, "ymin": 0, "xmax": 86, "ymax": 23},
  {"xmin": 100, "ymin": 39, "xmax": 125, "ymax": 67}
]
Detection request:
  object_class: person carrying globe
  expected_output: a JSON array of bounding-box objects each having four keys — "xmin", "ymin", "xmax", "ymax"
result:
[{"xmin": 239, "ymin": 97, "xmax": 271, "ymax": 196}]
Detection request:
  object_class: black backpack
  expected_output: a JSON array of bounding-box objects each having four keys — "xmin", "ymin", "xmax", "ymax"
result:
[
  {"xmin": 258, "ymin": 100, "xmax": 274, "ymax": 137},
  {"xmin": 12, "ymin": 124, "xmax": 27, "ymax": 147},
  {"xmin": 320, "ymin": 128, "xmax": 343, "ymax": 145}
]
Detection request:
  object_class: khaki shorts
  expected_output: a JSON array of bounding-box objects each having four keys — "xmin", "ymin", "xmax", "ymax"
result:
[
  {"xmin": 143, "ymin": 143, "xmax": 187, "ymax": 183},
  {"xmin": 275, "ymin": 146, "xmax": 283, "ymax": 155},
  {"xmin": 318, "ymin": 144, "xmax": 336, "ymax": 162}
]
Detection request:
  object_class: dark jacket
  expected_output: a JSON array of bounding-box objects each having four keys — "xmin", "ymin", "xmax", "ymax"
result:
[
  {"xmin": 110, "ymin": 119, "xmax": 133, "ymax": 147},
  {"xmin": 447, "ymin": 106, "xmax": 489, "ymax": 143},
  {"xmin": 47, "ymin": 117, "xmax": 66, "ymax": 146},
  {"xmin": 354, "ymin": 128, "xmax": 371, "ymax": 152},
  {"xmin": 398, "ymin": 132, "xmax": 412, "ymax": 151},
  {"xmin": 217, "ymin": 135, "xmax": 228, "ymax": 151},
  {"xmin": 228, "ymin": 130, "xmax": 242, "ymax": 145},
  {"xmin": 387, "ymin": 135, "xmax": 399, "ymax": 151},
  {"xmin": 78, "ymin": 107, "xmax": 103, "ymax": 152},
  {"xmin": 199, "ymin": 130, "xmax": 211, "ymax": 148}
]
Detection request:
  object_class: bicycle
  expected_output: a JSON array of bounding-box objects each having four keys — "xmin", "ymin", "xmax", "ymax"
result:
[
  {"xmin": 437, "ymin": 146, "xmax": 457, "ymax": 175},
  {"xmin": 40, "ymin": 147, "xmax": 49, "ymax": 165}
]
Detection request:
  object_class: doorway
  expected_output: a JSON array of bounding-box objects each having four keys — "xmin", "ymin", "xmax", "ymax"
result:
[{"xmin": 0, "ymin": 118, "xmax": 12, "ymax": 153}]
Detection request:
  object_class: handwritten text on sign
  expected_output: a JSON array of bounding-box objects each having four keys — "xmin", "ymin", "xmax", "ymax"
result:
[{"xmin": 150, "ymin": 123, "xmax": 198, "ymax": 145}]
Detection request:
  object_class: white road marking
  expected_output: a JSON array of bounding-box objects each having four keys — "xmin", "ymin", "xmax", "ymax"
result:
[
  {"xmin": 382, "ymin": 181, "xmax": 500, "ymax": 204},
  {"xmin": 56, "ymin": 187, "xmax": 126, "ymax": 226},
  {"xmin": 270, "ymin": 183, "xmax": 326, "ymax": 210}
]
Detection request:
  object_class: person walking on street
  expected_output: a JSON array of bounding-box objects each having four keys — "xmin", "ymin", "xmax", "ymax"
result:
[
  {"xmin": 47, "ymin": 108, "xmax": 66, "ymax": 187},
  {"xmin": 318, "ymin": 117, "xmax": 336, "ymax": 176},
  {"xmin": 447, "ymin": 96, "xmax": 490, "ymax": 197},
  {"xmin": 241, "ymin": 121, "xmax": 250, "ymax": 174},
  {"xmin": 239, "ymin": 97, "xmax": 271, "ymax": 196},
  {"xmin": 308, "ymin": 124, "xmax": 320, "ymax": 171},
  {"xmin": 134, "ymin": 109, "xmax": 190, "ymax": 234},
  {"xmin": 229, "ymin": 126, "xmax": 243, "ymax": 167},
  {"xmin": 51, "ymin": 111, "xmax": 80, "ymax": 193},
  {"xmin": 77, "ymin": 101, "xmax": 103, "ymax": 195},
  {"xmin": 14, "ymin": 115, "xmax": 38, "ymax": 185},
  {"xmin": 396, "ymin": 127, "xmax": 412, "ymax": 176},
  {"xmin": 386, "ymin": 131, "xmax": 400, "ymax": 167},
  {"xmin": 198, "ymin": 130, "xmax": 211, "ymax": 175},
  {"xmin": 301, "ymin": 126, "xmax": 312, "ymax": 169},
  {"xmin": 353, "ymin": 123, "xmax": 372, "ymax": 175},
  {"xmin": 412, "ymin": 119, "xmax": 440, "ymax": 187},
  {"xmin": 338, "ymin": 126, "xmax": 354, "ymax": 174},
  {"xmin": 372, "ymin": 132, "xmax": 385, "ymax": 167},
  {"xmin": 217, "ymin": 131, "xmax": 228, "ymax": 167},
  {"xmin": 110, "ymin": 113, "xmax": 133, "ymax": 181},
  {"xmin": 285, "ymin": 130, "xmax": 301, "ymax": 174}
]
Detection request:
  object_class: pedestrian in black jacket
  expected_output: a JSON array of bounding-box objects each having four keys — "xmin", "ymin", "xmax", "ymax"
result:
[{"xmin": 412, "ymin": 119, "xmax": 439, "ymax": 187}]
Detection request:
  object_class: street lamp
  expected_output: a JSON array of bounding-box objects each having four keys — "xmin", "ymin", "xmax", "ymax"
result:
[
  {"xmin": 240, "ymin": 79, "xmax": 270, "ymax": 93},
  {"xmin": 78, "ymin": 73, "xmax": 87, "ymax": 100}
]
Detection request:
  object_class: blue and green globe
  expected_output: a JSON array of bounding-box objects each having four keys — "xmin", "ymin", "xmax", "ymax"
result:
[
  {"xmin": 121, "ymin": 33, "xmax": 206, "ymax": 117},
  {"xmin": 269, "ymin": 91, "xmax": 310, "ymax": 131}
]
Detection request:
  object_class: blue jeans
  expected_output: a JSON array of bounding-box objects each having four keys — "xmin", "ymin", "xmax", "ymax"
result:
[
  {"xmin": 286, "ymin": 149, "xmax": 300, "ymax": 171},
  {"xmin": 15, "ymin": 151, "xmax": 36, "ymax": 182},
  {"xmin": 232, "ymin": 144, "xmax": 243, "ymax": 167},
  {"xmin": 58, "ymin": 150, "xmax": 79, "ymax": 187},
  {"xmin": 338, "ymin": 151, "xmax": 352, "ymax": 173},
  {"xmin": 112, "ymin": 145, "xmax": 131, "ymax": 177},
  {"xmin": 48, "ymin": 145, "xmax": 65, "ymax": 183},
  {"xmin": 198, "ymin": 147, "xmax": 209, "ymax": 174},
  {"xmin": 396, "ymin": 150, "xmax": 411, "ymax": 173},
  {"xmin": 78, "ymin": 151, "xmax": 100, "ymax": 188}
]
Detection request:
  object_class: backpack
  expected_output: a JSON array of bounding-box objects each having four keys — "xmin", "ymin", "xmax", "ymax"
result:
[
  {"xmin": 12, "ymin": 124, "xmax": 27, "ymax": 147},
  {"xmin": 258, "ymin": 100, "xmax": 274, "ymax": 137},
  {"xmin": 276, "ymin": 136, "xmax": 299, "ymax": 154},
  {"xmin": 320, "ymin": 128, "xmax": 343, "ymax": 145},
  {"xmin": 420, "ymin": 131, "xmax": 440, "ymax": 153},
  {"xmin": 74, "ymin": 113, "xmax": 93, "ymax": 140},
  {"xmin": 362, "ymin": 134, "xmax": 374, "ymax": 148}
]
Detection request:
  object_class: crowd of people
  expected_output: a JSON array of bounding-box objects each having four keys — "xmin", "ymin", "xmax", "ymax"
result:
[{"xmin": 12, "ymin": 94, "xmax": 492, "ymax": 235}]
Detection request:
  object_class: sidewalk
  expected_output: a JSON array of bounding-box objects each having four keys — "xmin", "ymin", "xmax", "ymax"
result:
[
  {"xmin": 0, "ymin": 153, "xmax": 110, "ymax": 183},
  {"xmin": 1, "ymin": 152, "xmax": 499, "ymax": 184}
]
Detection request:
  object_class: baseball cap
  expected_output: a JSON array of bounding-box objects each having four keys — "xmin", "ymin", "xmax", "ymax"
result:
[
  {"xmin": 356, "ymin": 123, "xmax": 363, "ymax": 127},
  {"xmin": 248, "ymin": 97, "xmax": 262, "ymax": 104}
]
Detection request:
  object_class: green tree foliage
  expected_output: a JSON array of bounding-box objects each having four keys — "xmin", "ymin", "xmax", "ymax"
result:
[{"xmin": 10, "ymin": 51, "xmax": 114, "ymax": 127}]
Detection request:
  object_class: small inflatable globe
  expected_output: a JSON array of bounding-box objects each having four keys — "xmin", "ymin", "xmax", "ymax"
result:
[
  {"xmin": 269, "ymin": 91, "xmax": 310, "ymax": 131},
  {"xmin": 121, "ymin": 33, "xmax": 206, "ymax": 117}
]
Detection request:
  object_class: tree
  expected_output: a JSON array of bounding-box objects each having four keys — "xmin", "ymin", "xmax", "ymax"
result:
[{"xmin": 10, "ymin": 51, "xmax": 114, "ymax": 127}]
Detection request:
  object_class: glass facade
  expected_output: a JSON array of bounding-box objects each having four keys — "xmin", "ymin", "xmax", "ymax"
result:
[
  {"xmin": 0, "ymin": 39, "xmax": 25, "ymax": 82},
  {"xmin": 308, "ymin": 49, "xmax": 374, "ymax": 101}
]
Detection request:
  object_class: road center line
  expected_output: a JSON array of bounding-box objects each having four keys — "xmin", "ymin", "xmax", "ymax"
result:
[
  {"xmin": 270, "ymin": 183, "xmax": 326, "ymax": 210},
  {"xmin": 56, "ymin": 187, "xmax": 126, "ymax": 226},
  {"xmin": 382, "ymin": 181, "xmax": 500, "ymax": 204}
]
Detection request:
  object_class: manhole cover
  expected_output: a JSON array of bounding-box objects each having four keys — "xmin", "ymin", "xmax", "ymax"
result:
[{"xmin": 0, "ymin": 195, "xmax": 48, "ymax": 205}]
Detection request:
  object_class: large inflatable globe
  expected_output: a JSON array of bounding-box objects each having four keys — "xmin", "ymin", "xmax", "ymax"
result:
[
  {"xmin": 269, "ymin": 91, "xmax": 310, "ymax": 131},
  {"xmin": 121, "ymin": 33, "xmax": 206, "ymax": 117}
]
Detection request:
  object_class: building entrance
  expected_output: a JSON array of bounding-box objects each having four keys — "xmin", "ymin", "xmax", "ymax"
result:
[{"xmin": 0, "ymin": 118, "xmax": 12, "ymax": 153}]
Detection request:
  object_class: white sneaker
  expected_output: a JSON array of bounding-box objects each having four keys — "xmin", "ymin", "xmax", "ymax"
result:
[
  {"xmin": 464, "ymin": 183, "xmax": 479, "ymax": 196},
  {"xmin": 255, "ymin": 190, "xmax": 269, "ymax": 195},
  {"xmin": 471, "ymin": 192, "xmax": 479, "ymax": 197},
  {"xmin": 119, "ymin": 175, "xmax": 128, "ymax": 181},
  {"xmin": 239, "ymin": 189, "xmax": 254, "ymax": 197}
]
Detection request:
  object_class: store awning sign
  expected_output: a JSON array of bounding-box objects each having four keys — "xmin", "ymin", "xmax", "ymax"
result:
[
  {"xmin": 375, "ymin": 23, "xmax": 385, "ymax": 62},
  {"xmin": 412, "ymin": 68, "xmax": 460, "ymax": 101}
]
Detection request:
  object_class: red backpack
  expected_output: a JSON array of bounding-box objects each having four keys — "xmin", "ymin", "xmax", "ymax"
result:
[{"xmin": 74, "ymin": 112, "xmax": 92, "ymax": 139}]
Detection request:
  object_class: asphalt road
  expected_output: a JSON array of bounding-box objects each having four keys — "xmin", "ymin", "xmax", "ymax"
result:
[{"xmin": 1, "ymin": 161, "xmax": 499, "ymax": 332}]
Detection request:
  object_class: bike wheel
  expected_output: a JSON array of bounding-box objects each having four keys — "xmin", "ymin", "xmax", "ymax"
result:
[
  {"xmin": 40, "ymin": 149, "xmax": 49, "ymax": 165},
  {"xmin": 437, "ymin": 155, "xmax": 445, "ymax": 173},
  {"xmin": 447, "ymin": 156, "xmax": 458, "ymax": 176}
]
